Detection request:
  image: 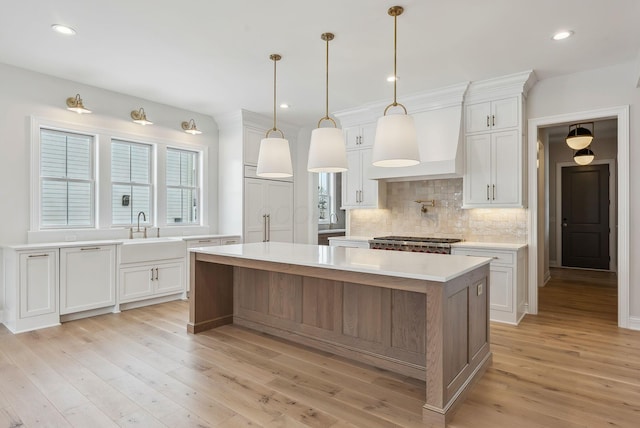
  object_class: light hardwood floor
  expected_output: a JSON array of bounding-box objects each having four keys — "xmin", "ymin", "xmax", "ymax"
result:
[{"xmin": 1, "ymin": 267, "xmax": 638, "ymax": 427}]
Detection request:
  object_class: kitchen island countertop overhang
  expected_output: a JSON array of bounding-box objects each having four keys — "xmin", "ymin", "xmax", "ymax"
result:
[{"xmin": 188, "ymin": 242, "xmax": 492, "ymax": 427}]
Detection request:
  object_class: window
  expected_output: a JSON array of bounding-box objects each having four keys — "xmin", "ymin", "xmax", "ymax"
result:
[
  {"xmin": 166, "ymin": 148, "xmax": 199, "ymax": 225},
  {"xmin": 40, "ymin": 129, "xmax": 94, "ymax": 228},
  {"xmin": 111, "ymin": 140, "xmax": 152, "ymax": 225},
  {"xmin": 318, "ymin": 172, "xmax": 335, "ymax": 224}
]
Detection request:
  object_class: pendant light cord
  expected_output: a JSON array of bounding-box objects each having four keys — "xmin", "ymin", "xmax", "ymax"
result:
[
  {"xmin": 317, "ymin": 33, "xmax": 337, "ymax": 128},
  {"xmin": 267, "ymin": 54, "xmax": 284, "ymax": 138},
  {"xmin": 383, "ymin": 6, "xmax": 407, "ymax": 116}
]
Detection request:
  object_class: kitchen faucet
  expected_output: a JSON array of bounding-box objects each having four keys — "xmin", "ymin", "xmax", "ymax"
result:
[
  {"xmin": 329, "ymin": 212, "xmax": 338, "ymax": 228},
  {"xmin": 129, "ymin": 211, "xmax": 147, "ymax": 238}
]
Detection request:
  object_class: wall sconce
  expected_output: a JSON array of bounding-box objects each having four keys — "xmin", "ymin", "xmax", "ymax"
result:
[
  {"xmin": 131, "ymin": 108, "xmax": 153, "ymax": 125},
  {"xmin": 181, "ymin": 119, "xmax": 202, "ymax": 135},
  {"xmin": 66, "ymin": 94, "xmax": 91, "ymax": 114}
]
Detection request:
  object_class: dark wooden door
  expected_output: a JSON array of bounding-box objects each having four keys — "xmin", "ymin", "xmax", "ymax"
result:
[{"xmin": 561, "ymin": 164, "xmax": 610, "ymax": 269}]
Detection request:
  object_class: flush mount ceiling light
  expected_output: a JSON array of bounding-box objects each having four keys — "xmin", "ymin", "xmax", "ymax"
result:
[
  {"xmin": 280, "ymin": 103, "xmax": 290, "ymax": 109},
  {"xmin": 372, "ymin": 5, "xmax": 420, "ymax": 168},
  {"xmin": 256, "ymin": 54, "xmax": 293, "ymax": 178},
  {"xmin": 51, "ymin": 24, "xmax": 76, "ymax": 35},
  {"xmin": 65, "ymin": 93, "xmax": 91, "ymax": 114},
  {"xmin": 307, "ymin": 32, "xmax": 348, "ymax": 173},
  {"xmin": 566, "ymin": 122, "xmax": 594, "ymax": 149},
  {"xmin": 386, "ymin": 75, "xmax": 398, "ymax": 82},
  {"xmin": 130, "ymin": 108, "xmax": 153, "ymax": 125},
  {"xmin": 552, "ymin": 30, "xmax": 574, "ymax": 41},
  {"xmin": 574, "ymin": 147, "xmax": 595, "ymax": 165},
  {"xmin": 181, "ymin": 119, "xmax": 202, "ymax": 135}
]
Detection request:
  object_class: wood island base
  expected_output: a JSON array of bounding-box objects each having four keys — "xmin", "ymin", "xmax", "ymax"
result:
[{"xmin": 189, "ymin": 249, "xmax": 491, "ymax": 427}]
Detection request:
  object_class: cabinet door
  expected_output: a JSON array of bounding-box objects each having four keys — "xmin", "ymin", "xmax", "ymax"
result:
[
  {"xmin": 19, "ymin": 250, "xmax": 57, "ymax": 318},
  {"xmin": 266, "ymin": 181, "xmax": 293, "ymax": 243},
  {"xmin": 465, "ymin": 102, "xmax": 491, "ymax": 133},
  {"xmin": 488, "ymin": 265, "xmax": 513, "ymax": 313},
  {"xmin": 359, "ymin": 123, "xmax": 376, "ymax": 148},
  {"xmin": 344, "ymin": 126, "xmax": 361, "ymax": 149},
  {"xmin": 60, "ymin": 246, "xmax": 116, "ymax": 315},
  {"xmin": 154, "ymin": 261, "xmax": 185, "ymax": 295},
  {"xmin": 243, "ymin": 126, "xmax": 264, "ymax": 166},
  {"xmin": 342, "ymin": 150, "xmax": 361, "ymax": 208},
  {"xmin": 244, "ymin": 178, "xmax": 267, "ymax": 243},
  {"xmin": 492, "ymin": 130, "xmax": 520, "ymax": 205},
  {"xmin": 464, "ymin": 134, "xmax": 492, "ymax": 205},
  {"xmin": 119, "ymin": 265, "xmax": 154, "ymax": 303},
  {"xmin": 491, "ymin": 97, "xmax": 519, "ymax": 131},
  {"xmin": 359, "ymin": 149, "xmax": 379, "ymax": 208}
]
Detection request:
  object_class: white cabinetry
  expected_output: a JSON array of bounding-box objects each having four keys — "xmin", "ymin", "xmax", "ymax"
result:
[
  {"xmin": 244, "ymin": 178, "xmax": 293, "ymax": 243},
  {"xmin": 463, "ymin": 72, "xmax": 536, "ymax": 208},
  {"xmin": 217, "ymin": 110, "xmax": 298, "ymax": 242},
  {"xmin": 452, "ymin": 244, "xmax": 527, "ymax": 325},
  {"xmin": 465, "ymin": 130, "xmax": 520, "ymax": 206},
  {"xmin": 342, "ymin": 148, "xmax": 383, "ymax": 208},
  {"xmin": 465, "ymin": 97, "xmax": 519, "ymax": 134},
  {"xmin": 3, "ymin": 248, "xmax": 59, "ymax": 333},
  {"xmin": 60, "ymin": 245, "xmax": 116, "ymax": 315},
  {"xmin": 184, "ymin": 235, "xmax": 241, "ymax": 291},
  {"xmin": 119, "ymin": 260, "xmax": 184, "ymax": 304},
  {"xmin": 344, "ymin": 123, "xmax": 375, "ymax": 149}
]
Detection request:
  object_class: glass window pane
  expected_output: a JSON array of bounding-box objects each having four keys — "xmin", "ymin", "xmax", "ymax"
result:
[
  {"xmin": 67, "ymin": 181, "xmax": 92, "ymax": 226},
  {"xmin": 166, "ymin": 148, "xmax": 199, "ymax": 225},
  {"xmin": 166, "ymin": 149, "xmax": 180, "ymax": 186},
  {"xmin": 111, "ymin": 140, "xmax": 152, "ymax": 225},
  {"xmin": 41, "ymin": 180, "xmax": 68, "ymax": 226},
  {"xmin": 166, "ymin": 188, "xmax": 182, "ymax": 223},
  {"xmin": 111, "ymin": 142, "xmax": 131, "ymax": 182},
  {"xmin": 131, "ymin": 144, "xmax": 150, "ymax": 184}
]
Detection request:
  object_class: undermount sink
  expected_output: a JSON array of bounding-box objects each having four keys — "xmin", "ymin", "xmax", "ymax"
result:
[{"xmin": 120, "ymin": 237, "xmax": 185, "ymax": 264}]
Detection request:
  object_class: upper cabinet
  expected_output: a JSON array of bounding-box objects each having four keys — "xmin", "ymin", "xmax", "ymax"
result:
[
  {"xmin": 462, "ymin": 71, "xmax": 537, "ymax": 208},
  {"xmin": 465, "ymin": 97, "xmax": 519, "ymax": 134},
  {"xmin": 344, "ymin": 123, "xmax": 376, "ymax": 149}
]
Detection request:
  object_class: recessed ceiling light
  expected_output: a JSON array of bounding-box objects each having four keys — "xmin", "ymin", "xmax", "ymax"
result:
[
  {"xmin": 51, "ymin": 24, "xmax": 77, "ymax": 35},
  {"xmin": 279, "ymin": 103, "xmax": 290, "ymax": 109},
  {"xmin": 552, "ymin": 30, "xmax": 573, "ymax": 41},
  {"xmin": 387, "ymin": 75, "xmax": 397, "ymax": 82}
]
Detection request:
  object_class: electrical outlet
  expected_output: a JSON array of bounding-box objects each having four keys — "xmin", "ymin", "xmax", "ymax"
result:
[{"xmin": 477, "ymin": 283, "xmax": 483, "ymax": 296}]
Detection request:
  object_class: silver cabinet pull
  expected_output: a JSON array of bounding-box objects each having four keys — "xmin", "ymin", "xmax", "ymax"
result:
[
  {"xmin": 80, "ymin": 247, "xmax": 100, "ymax": 251},
  {"xmin": 492, "ymin": 115, "xmax": 496, "ymax": 127},
  {"xmin": 262, "ymin": 214, "xmax": 267, "ymax": 242},
  {"xmin": 493, "ymin": 184, "xmax": 496, "ymax": 200},
  {"xmin": 150, "ymin": 268, "xmax": 154, "ymax": 281},
  {"xmin": 486, "ymin": 184, "xmax": 490, "ymax": 201},
  {"xmin": 486, "ymin": 115, "xmax": 490, "ymax": 127},
  {"xmin": 266, "ymin": 214, "xmax": 271, "ymax": 242},
  {"xmin": 155, "ymin": 267, "xmax": 159, "ymax": 281},
  {"xmin": 28, "ymin": 253, "xmax": 49, "ymax": 258},
  {"xmin": 197, "ymin": 239, "xmax": 212, "ymax": 243}
]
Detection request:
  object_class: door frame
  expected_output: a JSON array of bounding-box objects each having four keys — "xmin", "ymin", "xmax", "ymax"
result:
[
  {"xmin": 527, "ymin": 105, "xmax": 629, "ymax": 328},
  {"xmin": 556, "ymin": 160, "xmax": 616, "ymax": 271}
]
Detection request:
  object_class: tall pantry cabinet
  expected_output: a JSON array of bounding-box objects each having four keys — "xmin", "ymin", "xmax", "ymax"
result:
[{"xmin": 217, "ymin": 110, "xmax": 297, "ymax": 243}]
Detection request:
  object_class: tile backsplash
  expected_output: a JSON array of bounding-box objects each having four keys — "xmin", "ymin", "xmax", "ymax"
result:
[{"xmin": 348, "ymin": 179, "xmax": 528, "ymax": 243}]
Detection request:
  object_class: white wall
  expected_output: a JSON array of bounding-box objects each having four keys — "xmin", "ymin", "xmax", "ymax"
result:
[
  {"xmin": 527, "ymin": 61, "xmax": 639, "ymax": 319},
  {"xmin": 0, "ymin": 62, "xmax": 219, "ymax": 311}
]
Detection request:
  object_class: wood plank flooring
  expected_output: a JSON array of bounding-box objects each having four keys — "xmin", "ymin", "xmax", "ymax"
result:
[{"xmin": 1, "ymin": 267, "xmax": 638, "ymax": 427}]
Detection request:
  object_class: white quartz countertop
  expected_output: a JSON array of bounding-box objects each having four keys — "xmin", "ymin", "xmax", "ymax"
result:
[
  {"xmin": 318, "ymin": 229, "xmax": 346, "ymax": 235},
  {"xmin": 451, "ymin": 241, "xmax": 527, "ymax": 250},
  {"xmin": 191, "ymin": 242, "xmax": 491, "ymax": 283},
  {"xmin": 180, "ymin": 234, "xmax": 241, "ymax": 241},
  {"xmin": 327, "ymin": 235, "xmax": 371, "ymax": 241}
]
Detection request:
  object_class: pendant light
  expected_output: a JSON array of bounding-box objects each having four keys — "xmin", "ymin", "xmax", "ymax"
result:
[
  {"xmin": 256, "ymin": 54, "xmax": 293, "ymax": 178},
  {"xmin": 372, "ymin": 5, "xmax": 420, "ymax": 168},
  {"xmin": 308, "ymin": 33, "xmax": 348, "ymax": 173},
  {"xmin": 566, "ymin": 123, "xmax": 593, "ymax": 150},
  {"xmin": 574, "ymin": 147, "xmax": 595, "ymax": 165}
]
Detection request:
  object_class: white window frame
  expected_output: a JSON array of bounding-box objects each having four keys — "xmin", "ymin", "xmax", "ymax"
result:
[
  {"xmin": 165, "ymin": 147, "xmax": 202, "ymax": 226},
  {"xmin": 30, "ymin": 116, "xmax": 210, "ymax": 239},
  {"xmin": 110, "ymin": 139, "xmax": 154, "ymax": 227},
  {"xmin": 31, "ymin": 122, "xmax": 98, "ymax": 231}
]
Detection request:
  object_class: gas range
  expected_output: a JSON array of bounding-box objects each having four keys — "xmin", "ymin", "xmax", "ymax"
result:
[{"xmin": 368, "ymin": 236, "xmax": 462, "ymax": 254}]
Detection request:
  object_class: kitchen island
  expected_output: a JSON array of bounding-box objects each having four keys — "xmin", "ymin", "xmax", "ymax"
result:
[{"xmin": 188, "ymin": 242, "xmax": 491, "ymax": 426}]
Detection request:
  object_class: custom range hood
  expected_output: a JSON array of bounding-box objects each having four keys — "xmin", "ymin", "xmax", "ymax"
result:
[{"xmin": 335, "ymin": 82, "xmax": 469, "ymax": 181}]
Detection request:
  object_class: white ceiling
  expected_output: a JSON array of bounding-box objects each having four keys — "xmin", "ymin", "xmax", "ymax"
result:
[{"xmin": 1, "ymin": 0, "xmax": 639, "ymax": 127}]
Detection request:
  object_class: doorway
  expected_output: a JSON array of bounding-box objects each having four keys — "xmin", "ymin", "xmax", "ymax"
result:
[{"xmin": 527, "ymin": 106, "xmax": 630, "ymax": 327}]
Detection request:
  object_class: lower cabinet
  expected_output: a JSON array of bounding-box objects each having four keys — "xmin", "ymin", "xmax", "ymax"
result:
[
  {"xmin": 451, "ymin": 245, "xmax": 527, "ymax": 325},
  {"xmin": 119, "ymin": 259, "xmax": 185, "ymax": 303},
  {"xmin": 60, "ymin": 245, "xmax": 116, "ymax": 315}
]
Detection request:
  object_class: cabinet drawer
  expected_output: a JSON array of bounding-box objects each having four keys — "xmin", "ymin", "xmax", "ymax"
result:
[{"xmin": 452, "ymin": 249, "xmax": 514, "ymax": 265}]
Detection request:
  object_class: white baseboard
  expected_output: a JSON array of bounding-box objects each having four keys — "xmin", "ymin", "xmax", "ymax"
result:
[{"xmin": 626, "ymin": 316, "xmax": 640, "ymax": 331}]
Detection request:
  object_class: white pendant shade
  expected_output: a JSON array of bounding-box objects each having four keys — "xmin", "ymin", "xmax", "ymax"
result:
[
  {"xmin": 256, "ymin": 137, "xmax": 293, "ymax": 178},
  {"xmin": 372, "ymin": 114, "xmax": 420, "ymax": 167},
  {"xmin": 307, "ymin": 127, "xmax": 348, "ymax": 173},
  {"xmin": 566, "ymin": 135, "xmax": 593, "ymax": 150},
  {"xmin": 573, "ymin": 148, "xmax": 595, "ymax": 165}
]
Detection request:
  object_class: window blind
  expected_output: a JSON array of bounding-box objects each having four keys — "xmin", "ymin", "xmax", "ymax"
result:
[
  {"xmin": 111, "ymin": 140, "xmax": 152, "ymax": 225},
  {"xmin": 40, "ymin": 129, "xmax": 94, "ymax": 228},
  {"xmin": 166, "ymin": 148, "xmax": 199, "ymax": 225}
]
